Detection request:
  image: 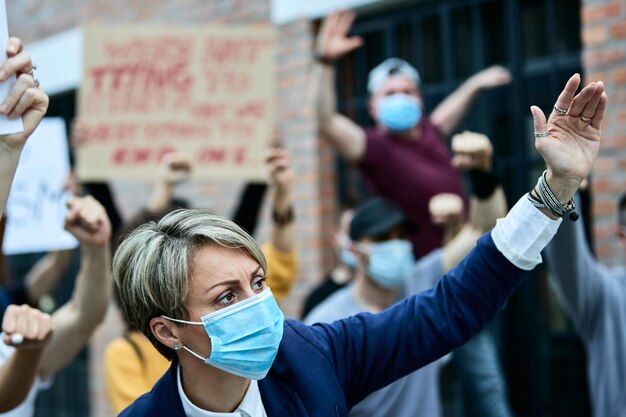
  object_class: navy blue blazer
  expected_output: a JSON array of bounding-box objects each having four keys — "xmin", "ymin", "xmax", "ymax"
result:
[{"xmin": 120, "ymin": 233, "xmax": 527, "ymax": 417}]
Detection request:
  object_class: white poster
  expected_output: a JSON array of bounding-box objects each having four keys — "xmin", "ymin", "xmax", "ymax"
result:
[{"xmin": 3, "ymin": 118, "xmax": 78, "ymax": 255}]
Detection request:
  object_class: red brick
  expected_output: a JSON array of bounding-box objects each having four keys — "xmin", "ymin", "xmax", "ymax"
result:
[
  {"xmin": 613, "ymin": 67, "xmax": 626, "ymax": 84},
  {"xmin": 583, "ymin": 25, "xmax": 609, "ymax": 46},
  {"xmin": 582, "ymin": 2, "xmax": 620, "ymax": 24},
  {"xmin": 584, "ymin": 71, "xmax": 607, "ymax": 84},
  {"xmin": 595, "ymin": 200, "xmax": 617, "ymax": 216},
  {"xmin": 583, "ymin": 48, "xmax": 625, "ymax": 68},
  {"xmin": 592, "ymin": 178, "xmax": 617, "ymax": 193},
  {"xmin": 595, "ymin": 244, "xmax": 617, "ymax": 260},
  {"xmin": 593, "ymin": 157, "xmax": 616, "ymax": 172},
  {"xmin": 611, "ymin": 21, "xmax": 626, "ymax": 39}
]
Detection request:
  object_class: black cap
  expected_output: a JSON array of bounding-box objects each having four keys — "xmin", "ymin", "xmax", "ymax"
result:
[{"xmin": 349, "ymin": 197, "xmax": 409, "ymax": 241}]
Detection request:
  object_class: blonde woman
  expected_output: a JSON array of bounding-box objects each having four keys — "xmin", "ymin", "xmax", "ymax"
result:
[{"xmin": 114, "ymin": 75, "xmax": 605, "ymax": 416}]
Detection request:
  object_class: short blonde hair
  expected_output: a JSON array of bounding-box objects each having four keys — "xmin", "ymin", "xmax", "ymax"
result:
[{"xmin": 112, "ymin": 209, "xmax": 267, "ymax": 360}]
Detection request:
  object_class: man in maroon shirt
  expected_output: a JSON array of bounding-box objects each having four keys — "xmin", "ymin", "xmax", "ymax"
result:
[{"xmin": 312, "ymin": 10, "xmax": 512, "ymax": 256}]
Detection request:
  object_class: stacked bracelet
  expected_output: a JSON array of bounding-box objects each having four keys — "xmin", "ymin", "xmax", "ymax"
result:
[{"xmin": 526, "ymin": 170, "xmax": 579, "ymax": 221}]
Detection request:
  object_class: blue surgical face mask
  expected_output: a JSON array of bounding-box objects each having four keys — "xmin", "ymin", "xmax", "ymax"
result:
[
  {"xmin": 376, "ymin": 94, "xmax": 422, "ymax": 132},
  {"xmin": 336, "ymin": 233, "xmax": 358, "ymax": 269},
  {"xmin": 366, "ymin": 239, "xmax": 415, "ymax": 288},
  {"xmin": 340, "ymin": 248, "xmax": 358, "ymax": 269},
  {"xmin": 162, "ymin": 288, "xmax": 284, "ymax": 380}
]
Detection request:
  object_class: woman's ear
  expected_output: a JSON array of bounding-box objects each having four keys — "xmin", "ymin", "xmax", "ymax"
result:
[{"xmin": 150, "ymin": 317, "xmax": 182, "ymax": 351}]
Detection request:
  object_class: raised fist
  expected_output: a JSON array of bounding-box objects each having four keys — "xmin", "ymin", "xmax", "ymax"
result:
[
  {"xmin": 429, "ymin": 193, "xmax": 464, "ymax": 226},
  {"xmin": 2, "ymin": 305, "xmax": 53, "ymax": 350},
  {"xmin": 157, "ymin": 152, "xmax": 192, "ymax": 187},
  {"xmin": 267, "ymin": 147, "xmax": 294, "ymax": 192},
  {"xmin": 64, "ymin": 196, "xmax": 111, "ymax": 247},
  {"xmin": 451, "ymin": 131, "xmax": 493, "ymax": 172}
]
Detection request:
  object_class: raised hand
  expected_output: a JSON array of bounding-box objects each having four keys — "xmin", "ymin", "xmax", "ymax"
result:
[
  {"xmin": 2, "ymin": 305, "xmax": 53, "ymax": 350},
  {"xmin": 316, "ymin": 10, "xmax": 363, "ymax": 62},
  {"xmin": 468, "ymin": 65, "xmax": 512, "ymax": 90},
  {"xmin": 531, "ymin": 74, "xmax": 607, "ymax": 201},
  {"xmin": 451, "ymin": 131, "xmax": 493, "ymax": 172},
  {"xmin": 0, "ymin": 37, "xmax": 49, "ymax": 149},
  {"xmin": 157, "ymin": 152, "xmax": 192, "ymax": 187},
  {"xmin": 267, "ymin": 147, "xmax": 294, "ymax": 193},
  {"xmin": 64, "ymin": 196, "xmax": 111, "ymax": 247},
  {"xmin": 429, "ymin": 193, "xmax": 464, "ymax": 226}
]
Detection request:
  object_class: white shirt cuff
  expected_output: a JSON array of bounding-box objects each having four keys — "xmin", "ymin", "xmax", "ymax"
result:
[{"xmin": 491, "ymin": 194, "xmax": 562, "ymax": 271}]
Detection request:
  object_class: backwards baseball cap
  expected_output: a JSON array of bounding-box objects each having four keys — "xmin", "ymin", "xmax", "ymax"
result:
[
  {"xmin": 350, "ymin": 197, "xmax": 413, "ymax": 241},
  {"xmin": 367, "ymin": 58, "xmax": 421, "ymax": 95}
]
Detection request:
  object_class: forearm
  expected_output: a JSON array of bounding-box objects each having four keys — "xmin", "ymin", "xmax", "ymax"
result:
[
  {"xmin": 69, "ymin": 245, "xmax": 111, "ymax": 326},
  {"xmin": 0, "ymin": 144, "xmax": 23, "ymax": 216},
  {"xmin": 0, "ymin": 348, "xmax": 44, "ymax": 412},
  {"xmin": 469, "ymin": 187, "xmax": 508, "ymax": 232},
  {"xmin": 430, "ymin": 80, "xmax": 480, "ymax": 137},
  {"xmin": 39, "ymin": 244, "xmax": 111, "ymax": 377},
  {"xmin": 312, "ymin": 62, "xmax": 337, "ymax": 126},
  {"xmin": 146, "ymin": 182, "xmax": 173, "ymax": 214},
  {"xmin": 442, "ymin": 225, "xmax": 482, "ymax": 273},
  {"xmin": 25, "ymin": 250, "xmax": 74, "ymax": 303},
  {"xmin": 311, "ymin": 62, "xmax": 365, "ymax": 162},
  {"xmin": 270, "ymin": 188, "xmax": 294, "ymax": 253},
  {"xmin": 543, "ymin": 196, "xmax": 607, "ymax": 326}
]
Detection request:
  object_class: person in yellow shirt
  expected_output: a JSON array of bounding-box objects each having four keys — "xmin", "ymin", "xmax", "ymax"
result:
[{"xmin": 104, "ymin": 146, "xmax": 298, "ymax": 414}]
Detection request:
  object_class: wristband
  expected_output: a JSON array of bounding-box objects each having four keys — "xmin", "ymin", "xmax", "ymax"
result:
[
  {"xmin": 272, "ymin": 206, "xmax": 295, "ymax": 226},
  {"xmin": 469, "ymin": 169, "xmax": 500, "ymax": 200},
  {"xmin": 313, "ymin": 52, "xmax": 336, "ymax": 66}
]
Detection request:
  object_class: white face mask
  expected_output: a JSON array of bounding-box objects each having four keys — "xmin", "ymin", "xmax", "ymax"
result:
[{"xmin": 162, "ymin": 289, "xmax": 284, "ymax": 380}]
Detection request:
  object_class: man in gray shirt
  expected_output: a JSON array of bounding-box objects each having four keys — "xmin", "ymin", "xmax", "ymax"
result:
[
  {"xmin": 544, "ymin": 194, "xmax": 626, "ymax": 417},
  {"xmin": 305, "ymin": 131, "xmax": 512, "ymax": 417}
]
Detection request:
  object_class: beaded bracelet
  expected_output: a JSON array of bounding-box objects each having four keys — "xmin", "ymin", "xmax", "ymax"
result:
[{"xmin": 526, "ymin": 170, "xmax": 579, "ymax": 221}]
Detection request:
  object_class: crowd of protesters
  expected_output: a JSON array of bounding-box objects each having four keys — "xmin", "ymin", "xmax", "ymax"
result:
[{"xmin": 0, "ymin": 6, "xmax": 621, "ymax": 417}]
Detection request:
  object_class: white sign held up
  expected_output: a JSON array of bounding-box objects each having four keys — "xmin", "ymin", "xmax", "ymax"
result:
[{"xmin": 3, "ymin": 118, "xmax": 78, "ymax": 255}]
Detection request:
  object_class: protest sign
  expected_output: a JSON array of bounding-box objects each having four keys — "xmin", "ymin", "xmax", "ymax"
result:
[
  {"xmin": 76, "ymin": 25, "xmax": 276, "ymax": 181},
  {"xmin": 3, "ymin": 118, "xmax": 78, "ymax": 255},
  {"xmin": 0, "ymin": 0, "xmax": 24, "ymax": 134}
]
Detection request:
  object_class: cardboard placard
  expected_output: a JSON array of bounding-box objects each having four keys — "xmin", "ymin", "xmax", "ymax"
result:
[
  {"xmin": 3, "ymin": 118, "xmax": 78, "ymax": 255},
  {"xmin": 76, "ymin": 25, "xmax": 276, "ymax": 181}
]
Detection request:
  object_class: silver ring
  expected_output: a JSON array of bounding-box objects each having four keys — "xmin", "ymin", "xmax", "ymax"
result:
[
  {"xmin": 26, "ymin": 65, "xmax": 39, "ymax": 88},
  {"xmin": 534, "ymin": 131, "xmax": 549, "ymax": 137},
  {"xmin": 554, "ymin": 105, "xmax": 568, "ymax": 115},
  {"xmin": 580, "ymin": 115, "xmax": 591, "ymax": 123}
]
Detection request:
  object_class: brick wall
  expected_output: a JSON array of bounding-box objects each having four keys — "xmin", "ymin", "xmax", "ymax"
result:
[
  {"xmin": 7, "ymin": 1, "xmax": 333, "ymax": 415},
  {"xmin": 582, "ymin": 0, "xmax": 626, "ymax": 265}
]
